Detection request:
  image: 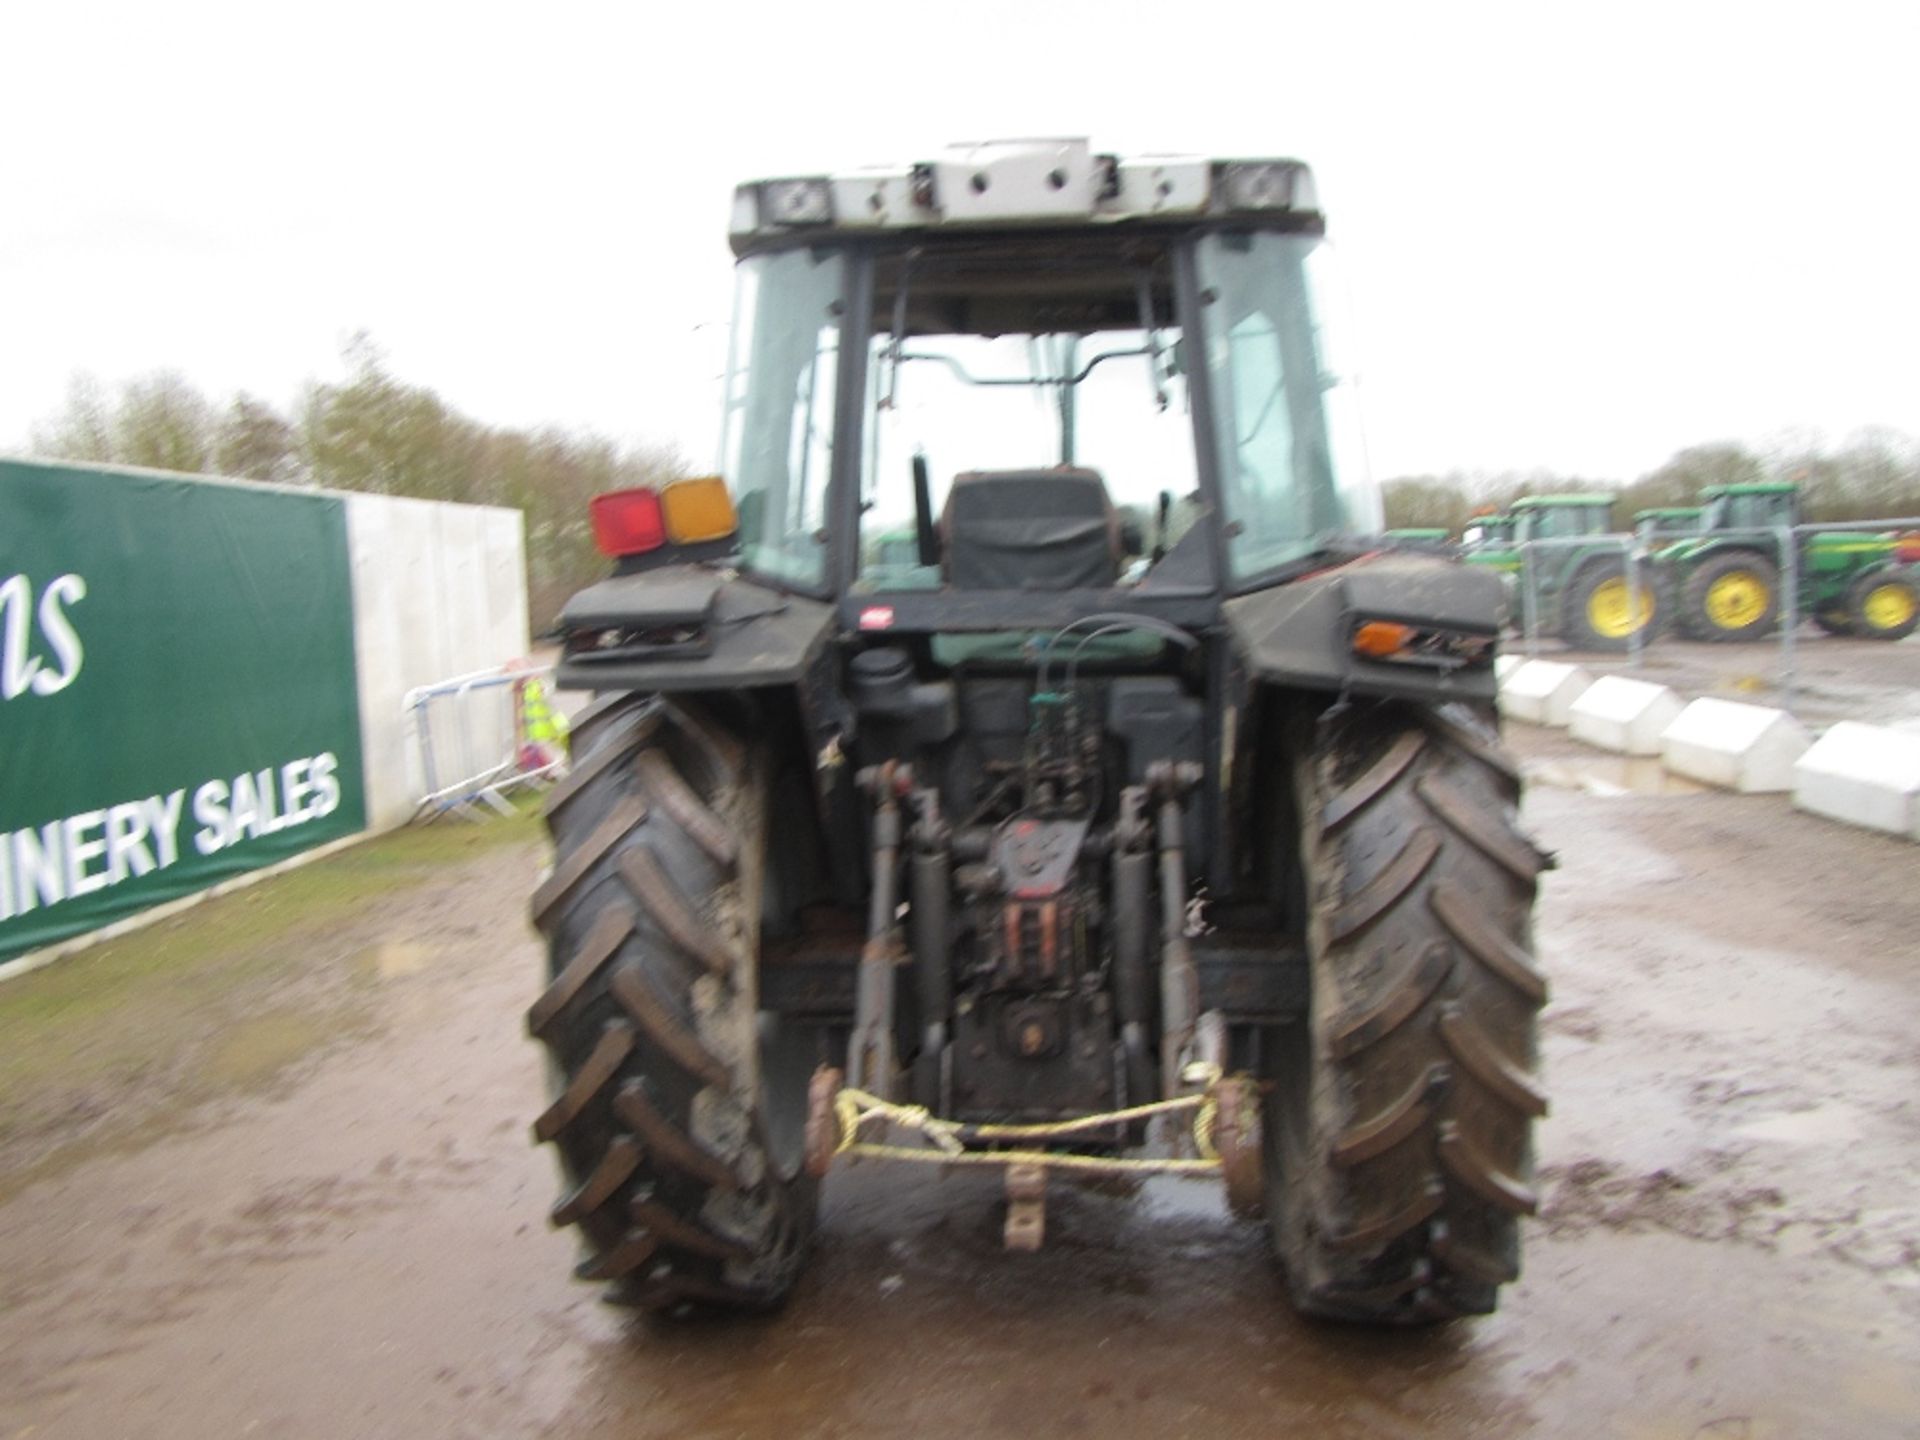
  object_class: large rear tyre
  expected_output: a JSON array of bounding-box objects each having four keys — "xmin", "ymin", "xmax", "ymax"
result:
[
  {"xmin": 1847, "ymin": 569, "xmax": 1920, "ymax": 641},
  {"xmin": 1682, "ymin": 552, "xmax": 1780, "ymax": 641},
  {"xmin": 1559, "ymin": 562, "xmax": 1666, "ymax": 653},
  {"xmin": 1266, "ymin": 700, "xmax": 1548, "ymax": 1324},
  {"xmin": 527, "ymin": 694, "xmax": 817, "ymax": 1314}
]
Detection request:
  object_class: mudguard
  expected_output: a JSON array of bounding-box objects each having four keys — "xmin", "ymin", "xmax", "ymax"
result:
[
  {"xmin": 555, "ymin": 565, "xmax": 835, "ymax": 693},
  {"xmin": 1223, "ymin": 553, "xmax": 1503, "ymax": 703}
]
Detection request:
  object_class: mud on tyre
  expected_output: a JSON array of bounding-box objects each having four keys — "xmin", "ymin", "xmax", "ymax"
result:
[
  {"xmin": 527, "ymin": 693, "xmax": 818, "ymax": 1313},
  {"xmin": 1265, "ymin": 700, "xmax": 1548, "ymax": 1323}
]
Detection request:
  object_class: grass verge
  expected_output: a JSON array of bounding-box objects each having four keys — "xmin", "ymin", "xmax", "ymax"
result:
[{"xmin": 0, "ymin": 812, "xmax": 539, "ymax": 1202}]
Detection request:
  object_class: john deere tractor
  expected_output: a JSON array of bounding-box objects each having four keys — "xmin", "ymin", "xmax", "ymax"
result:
[
  {"xmin": 1633, "ymin": 506, "xmax": 1701, "ymax": 543},
  {"xmin": 1462, "ymin": 493, "xmax": 1663, "ymax": 651},
  {"xmin": 1458, "ymin": 511, "xmax": 1515, "ymax": 553},
  {"xmin": 1383, "ymin": 526, "xmax": 1454, "ymax": 552},
  {"xmin": 527, "ymin": 141, "xmax": 1546, "ymax": 1326},
  {"xmin": 1663, "ymin": 481, "xmax": 1920, "ymax": 641}
]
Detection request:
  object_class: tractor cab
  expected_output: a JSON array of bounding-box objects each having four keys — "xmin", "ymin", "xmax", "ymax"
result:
[
  {"xmin": 1697, "ymin": 482, "xmax": 1797, "ymax": 534},
  {"xmin": 1508, "ymin": 494, "xmax": 1616, "ymax": 545},
  {"xmin": 1634, "ymin": 506, "xmax": 1703, "ymax": 543},
  {"xmin": 1460, "ymin": 512, "xmax": 1515, "ymax": 551},
  {"xmin": 716, "ymin": 142, "xmax": 1378, "ymax": 622}
]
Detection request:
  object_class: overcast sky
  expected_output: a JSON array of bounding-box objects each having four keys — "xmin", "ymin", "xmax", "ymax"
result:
[{"xmin": 4, "ymin": 1, "xmax": 1916, "ymax": 483}]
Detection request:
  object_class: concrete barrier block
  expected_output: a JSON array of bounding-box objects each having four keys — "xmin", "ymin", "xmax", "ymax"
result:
[
  {"xmin": 1495, "ymin": 653, "xmax": 1523, "ymax": 684},
  {"xmin": 1792, "ymin": 722, "xmax": 1920, "ymax": 841},
  {"xmin": 1660, "ymin": 698, "xmax": 1812, "ymax": 793},
  {"xmin": 1499, "ymin": 660, "xmax": 1594, "ymax": 727},
  {"xmin": 1567, "ymin": 676, "xmax": 1685, "ymax": 756}
]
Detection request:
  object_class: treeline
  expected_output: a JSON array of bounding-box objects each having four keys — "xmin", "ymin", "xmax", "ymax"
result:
[
  {"xmin": 1384, "ymin": 430, "xmax": 1920, "ymax": 534},
  {"xmin": 24, "ymin": 341, "xmax": 685, "ymax": 627}
]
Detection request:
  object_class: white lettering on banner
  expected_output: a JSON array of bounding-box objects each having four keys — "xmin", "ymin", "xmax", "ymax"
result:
[
  {"xmin": 191, "ymin": 779, "xmax": 230, "ymax": 858},
  {"xmin": 0, "ymin": 573, "xmax": 87, "ymax": 701},
  {"xmin": 13, "ymin": 822, "xmax": 65, "ymax": 912},
  {"xmin": 64, "ymin": 810, "xmax": 109, "ymax": 898},
  {"xmin": 1, "ymin": 752, "xmax": 343, "ymax": 924},
  {"xmin": 191, "ymin": 751, "xmax": 342, "ymax": 857},
  {"xmin": 146, "ymin": 789, "xmax": 183, "ymax": 869},
  {"xmin": 309, "ymin": 753, "xmax": 341, "ymax": 818},
  {"xmin": 104, "ymin": 802, "xmax": 155, "ymax": 882}
]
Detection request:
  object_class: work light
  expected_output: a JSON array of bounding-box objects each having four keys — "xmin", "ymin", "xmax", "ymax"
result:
[{"xmin": 758, "ymin": 177, "xmax": 835, "ymax": 227}]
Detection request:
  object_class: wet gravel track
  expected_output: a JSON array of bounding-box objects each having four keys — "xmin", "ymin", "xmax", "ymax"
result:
[{"xmin": 2, "ymin": 722, "xmax": 1917, "ymax": 1439}]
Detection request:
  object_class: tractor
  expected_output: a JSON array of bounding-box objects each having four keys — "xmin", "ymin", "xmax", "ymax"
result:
[
  {"xmin": 1462, "ymin": 493, "xmax": 1663, "ymax": 651},
  {"xmin": 1633, "ymin": 506, "xmax": 1702, "ymax": 543},
  {"xmin": 526, "ymin": 141, "xmax": 1546, "ymax": 1327},
  {"xmin": 1662, "ymin": 481, "xmax": 1920, "ymax": 641},
  {"xmin": 1383, "ymin": 526, "xmax": 1454, "ymax": 551},
  {"xmin": 1459, "ymin": 510, "xmax": 1516, "ymax": 553}
]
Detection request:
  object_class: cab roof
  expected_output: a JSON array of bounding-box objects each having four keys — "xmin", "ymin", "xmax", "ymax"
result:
[
  {"xmin": 729, "ymin": 139, "xmax": 1320, "ymax": 254},
  {"xmin": 1509, "ymin": 493, "xmax": 1616, "ymax": 509},
  {"xmin": 1700, "ymin": 482, "xmax": 1795, "ymax": 498}
]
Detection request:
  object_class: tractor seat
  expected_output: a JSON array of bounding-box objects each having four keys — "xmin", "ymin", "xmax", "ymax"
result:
[{"xmin": 941, "ymin": 467, "xmax": 1120, "ymax": 589}]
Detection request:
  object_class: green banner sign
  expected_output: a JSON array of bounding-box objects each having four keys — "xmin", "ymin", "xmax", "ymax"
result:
[{"xmin": 1, "ymin": 460, "xmax": 366, "ymax": 961}]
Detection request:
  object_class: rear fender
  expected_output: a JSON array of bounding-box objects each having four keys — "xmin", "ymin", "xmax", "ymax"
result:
[
  {"xmin": 554, "ymin": 566, "xmax": 835, "ymax": 694},
  {"xmin": 554, "ymin": 567, "xmax": 863, "ymax": 902},
  {"xmin": 1222, "ymin": 553, "xmax": 1503, "ymax": 707}
]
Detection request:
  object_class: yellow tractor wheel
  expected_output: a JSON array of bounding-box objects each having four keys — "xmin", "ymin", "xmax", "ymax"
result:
[
  {"xmin": 1562, "ymin": 566, "xmax": 1662, "ymax": 652},
  {"xmin": 1848, "ymin": 571, "xmax": 1920, "ymax": 641},
  {"xmin": 1682, "ymin": 552, "xmax": 1780, "ymax": 642}
]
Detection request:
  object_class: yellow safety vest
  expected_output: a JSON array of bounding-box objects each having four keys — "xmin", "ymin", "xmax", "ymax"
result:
[{"xmin": 521, "ymin": 677, "xmax": 568, "ymax": 745}]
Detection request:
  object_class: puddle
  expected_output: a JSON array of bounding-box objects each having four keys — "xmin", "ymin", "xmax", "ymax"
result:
[
  {"xmin": 204, "ymin": 1010, "xmax": 337, "ymax": 1088},
  {"xmin": 1526, "ymin": 755, "xmax": 1708, "ymax": 797},
  {"xmin": 1735, "ymin": 1104, "xmax": 1866, "ymax": 1145},
  {"xmin": 355, "ymin": 941, "xmax": 437, "ymax": 980}
]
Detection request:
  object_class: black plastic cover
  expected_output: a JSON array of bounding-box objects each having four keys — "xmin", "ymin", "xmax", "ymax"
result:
[
  {"xmin": 942, "ymin": 468, "xmax": 1119, "ymax": 589},
  {"xmin": 555, "ymin": 571, "xmax": 834, "ymax": 693},
  {"xmin": 1106, "ymin": 678, "xmax": 1204, "ymax": 782},
  {"xmin": 560, "ymin": 567, "xmax": 722, "ymax": 630},
  {"xmin": 1224, "ymin": 553, "xmax": 1503, "ymax": 702}
]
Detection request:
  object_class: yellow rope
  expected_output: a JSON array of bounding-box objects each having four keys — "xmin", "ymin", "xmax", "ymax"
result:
[
  {"xmin": 1192, "ymin": 1094, "xmax": 1220, "ymax": 1161},
  {"xmin": 842, "ymin": 1141, "xmax": 1221, "ymax": 1176},
  {"xmin": 827, "ymin": 1071, "xmax": 1229, "ymax": 1179}
]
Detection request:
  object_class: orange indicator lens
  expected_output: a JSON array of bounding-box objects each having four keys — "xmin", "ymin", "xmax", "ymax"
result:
[{"xmin": 1352, "ymin": 620, "xmax": 1414, "ymax": 659}]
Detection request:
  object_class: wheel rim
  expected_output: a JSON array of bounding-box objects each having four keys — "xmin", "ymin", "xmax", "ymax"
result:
[
  {"xmin": 1862, "ymin": 582, "xmax": 1916, "ymax": 631},
  {"xmin": 1587, "ymin": 576, "xmax": 1654, "ymax": 638},
  {"xmin": 1704, "ymin": 571, "xmax": 1769, "ymax": 629}
]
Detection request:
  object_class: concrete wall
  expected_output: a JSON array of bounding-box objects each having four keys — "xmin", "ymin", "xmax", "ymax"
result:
[{"xmin": 345, "ymin": 494, "xmax": 530, "ymax": 830}]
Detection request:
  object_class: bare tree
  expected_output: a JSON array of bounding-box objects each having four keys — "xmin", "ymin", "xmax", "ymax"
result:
[
  {"xmin": 27, "ymin": 373, "xmax": 115, "ymax": 462},
  {"xmin": 215, "ymin": 393, "xmax": 300, "ymax": 483},
  {"xmin": 111, "ymin": 372, "xmax": 216, "ymax": 473}
]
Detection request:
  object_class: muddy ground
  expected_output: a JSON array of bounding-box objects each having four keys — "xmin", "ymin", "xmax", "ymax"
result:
[{"xmin": 2, "ymin": 725, "xmax": 1918, "ymax": 1440}]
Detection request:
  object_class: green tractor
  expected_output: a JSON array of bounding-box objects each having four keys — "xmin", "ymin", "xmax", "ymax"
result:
[
  {"xmin": 527, "ymin": 141, "xmax": 1545, "ymax": 1326},
  {"xmin": 1382, "ymin": 526, "xmax": 1455, "ymax": 556},
  {"xmin": 1662, "ymin": 481, "xmax": 1920, "ymax": 641},
  {"xmin": 1458, "ymin": 511, "xmax": 1515, "ymax": 553},
  {"xmin": 1633, "ymin": 506, "xmax": 1702, "ymax": 543},
  {"xmin": 1462, "ymin": 493, "xmax": 1664, "ymax": 651}
]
